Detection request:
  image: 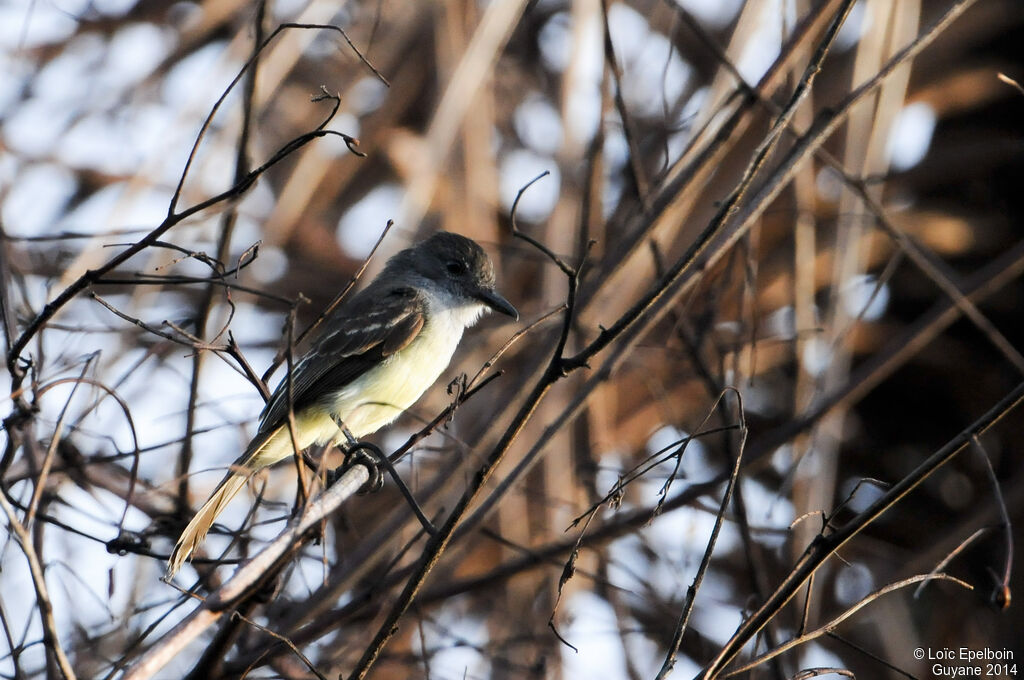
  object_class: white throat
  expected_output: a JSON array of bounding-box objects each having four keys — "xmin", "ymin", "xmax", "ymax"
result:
[{"xmin": 421, "ymin": 282, "xmax": 489, "ymax": 331}]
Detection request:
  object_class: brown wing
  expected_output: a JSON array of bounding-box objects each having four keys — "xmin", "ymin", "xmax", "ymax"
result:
[{"xmin": 256, "ymin": 286, "xmax": 425, "ymax": 434}]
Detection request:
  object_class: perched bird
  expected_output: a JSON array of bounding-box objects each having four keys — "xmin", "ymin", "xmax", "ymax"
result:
[{"xmin": 167, "ymin": 231, "xmax": 517, "ymax": 576}]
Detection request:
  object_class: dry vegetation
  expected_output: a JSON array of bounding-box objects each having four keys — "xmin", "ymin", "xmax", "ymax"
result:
[{"xmin": 1, "ymin": 0, "xmax": 1022, "ymax": 678}]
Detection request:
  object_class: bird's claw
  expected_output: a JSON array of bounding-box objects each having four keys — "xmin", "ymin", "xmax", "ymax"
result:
[{"xmin": 342, "ymin": 444, "xmax": 385, "ymax": 494}]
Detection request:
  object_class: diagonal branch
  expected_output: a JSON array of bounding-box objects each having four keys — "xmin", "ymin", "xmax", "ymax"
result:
[{"xmin": 119, "ymin": 465, "xmax": 369, "ymax": 680}]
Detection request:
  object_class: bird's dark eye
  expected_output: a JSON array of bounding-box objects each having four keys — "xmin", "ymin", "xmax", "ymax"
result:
[{"xmin": 446, "ymin": 261, "xmax": 466, "ymax": 275}]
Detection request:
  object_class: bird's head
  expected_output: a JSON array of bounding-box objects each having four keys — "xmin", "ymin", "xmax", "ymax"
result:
[{"xmin": 389, "ymin": 231, "xmax": 518, "ymax": 320}]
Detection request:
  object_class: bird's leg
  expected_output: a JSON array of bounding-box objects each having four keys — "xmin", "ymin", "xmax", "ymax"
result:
[
  {"xmin": 337, "ymin": 422, "xmax": 359, "ymax": 448},
  {"xmin": 301, "ymin": 451, "xmax": 319, "ymax": 470},
  {"xmin": 328, "ymin": 415, "xmax": 438, "ymax": 536}
]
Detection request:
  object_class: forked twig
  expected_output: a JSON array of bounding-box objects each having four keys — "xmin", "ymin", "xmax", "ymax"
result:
[{"xmin": 657, "ymin": 389, "xmax": 747, "ymax": 679}]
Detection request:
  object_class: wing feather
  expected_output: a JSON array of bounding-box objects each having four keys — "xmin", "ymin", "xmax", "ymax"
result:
[{"xmin": 257, "ymin": 286, "xmax": 425, "ymax": 434}]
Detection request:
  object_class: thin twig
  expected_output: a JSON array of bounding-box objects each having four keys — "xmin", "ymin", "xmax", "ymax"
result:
[
  {"xmin": 600, "ymin": 0, "xmax": 650, "ymax": 209},
  {"xmin": 722, "ymin": 574, "xmax": 972, "ymax": 677},
  {"xmin": 970, "ymin": 436, "xmax": 1013, "ymax": 608},
  {"xmin": 224, "ymin": 332, "xmax": 271, "ymax": 401},
  {"xmin": 656, "ymin": 389, "xmax": 747, "ymax": 679},
  {"xmin": 23, "ymin": 358, "xmax": 95, "ymax": 528},
  {"xmin": 178, "ymin": 0, "xmax": 264, "ymax": 516},
  {"xmin": 91, "ymin": 294, "xmax": 207, "ymax": 348},
  {"xmin": 168, "ymin": 22, "xmax": 375, "ymax": 217},
  {"xmin": 509, "ymin": 171, "xmax": 573, "ymax": 276},
  {"xmin": 95, "ymin": 274, "xmax": 297, "ymax": 305},
  {"xmin": 0, "ymin": 493, "xmax": 78, "ymax": 680},
  {"xmin": 911, "ymin": 527, "xmax": 988, "ymax": 601},
  {"xmin": 466, "ymin": 305, "xmax": 566, "ymax": 392}
]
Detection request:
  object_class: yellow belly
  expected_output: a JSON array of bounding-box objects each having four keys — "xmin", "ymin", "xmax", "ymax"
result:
[{"xmin": 326, "ymin": 337, "xmax": 455, "ymax": 438}]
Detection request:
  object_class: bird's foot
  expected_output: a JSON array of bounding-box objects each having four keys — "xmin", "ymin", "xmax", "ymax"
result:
[
  {"xmin": 338, "ymin": 442, "xmax": 385, "ymax": 494},
  {"xmin": 328, "ymin": 425, "xmax": 438, "ymax": 535}
]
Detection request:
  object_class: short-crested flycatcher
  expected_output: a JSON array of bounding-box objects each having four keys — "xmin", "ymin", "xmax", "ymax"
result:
[{"xmin": 167, "ymin": 231, "xmax": 517, "ymax": 576}]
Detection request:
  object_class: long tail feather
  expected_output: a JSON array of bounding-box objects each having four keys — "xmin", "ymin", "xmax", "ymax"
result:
[
  {"xmin": 166, "ymin": 472, "xmax": 250, "ymax": 577},
  {"xmin": 167, "ymin": 426, "xmax": 285, "ymax": 577}
]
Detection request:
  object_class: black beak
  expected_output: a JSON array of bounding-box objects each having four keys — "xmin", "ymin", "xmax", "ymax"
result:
[{"xmin": 475, "ymin": 287, "xmax": 518, "ymax": 320}]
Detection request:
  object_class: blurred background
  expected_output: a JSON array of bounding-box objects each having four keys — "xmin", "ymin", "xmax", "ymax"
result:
[{"xmin": 1, "ymin": 0, "xmax": 1023, "ymax": 678}]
